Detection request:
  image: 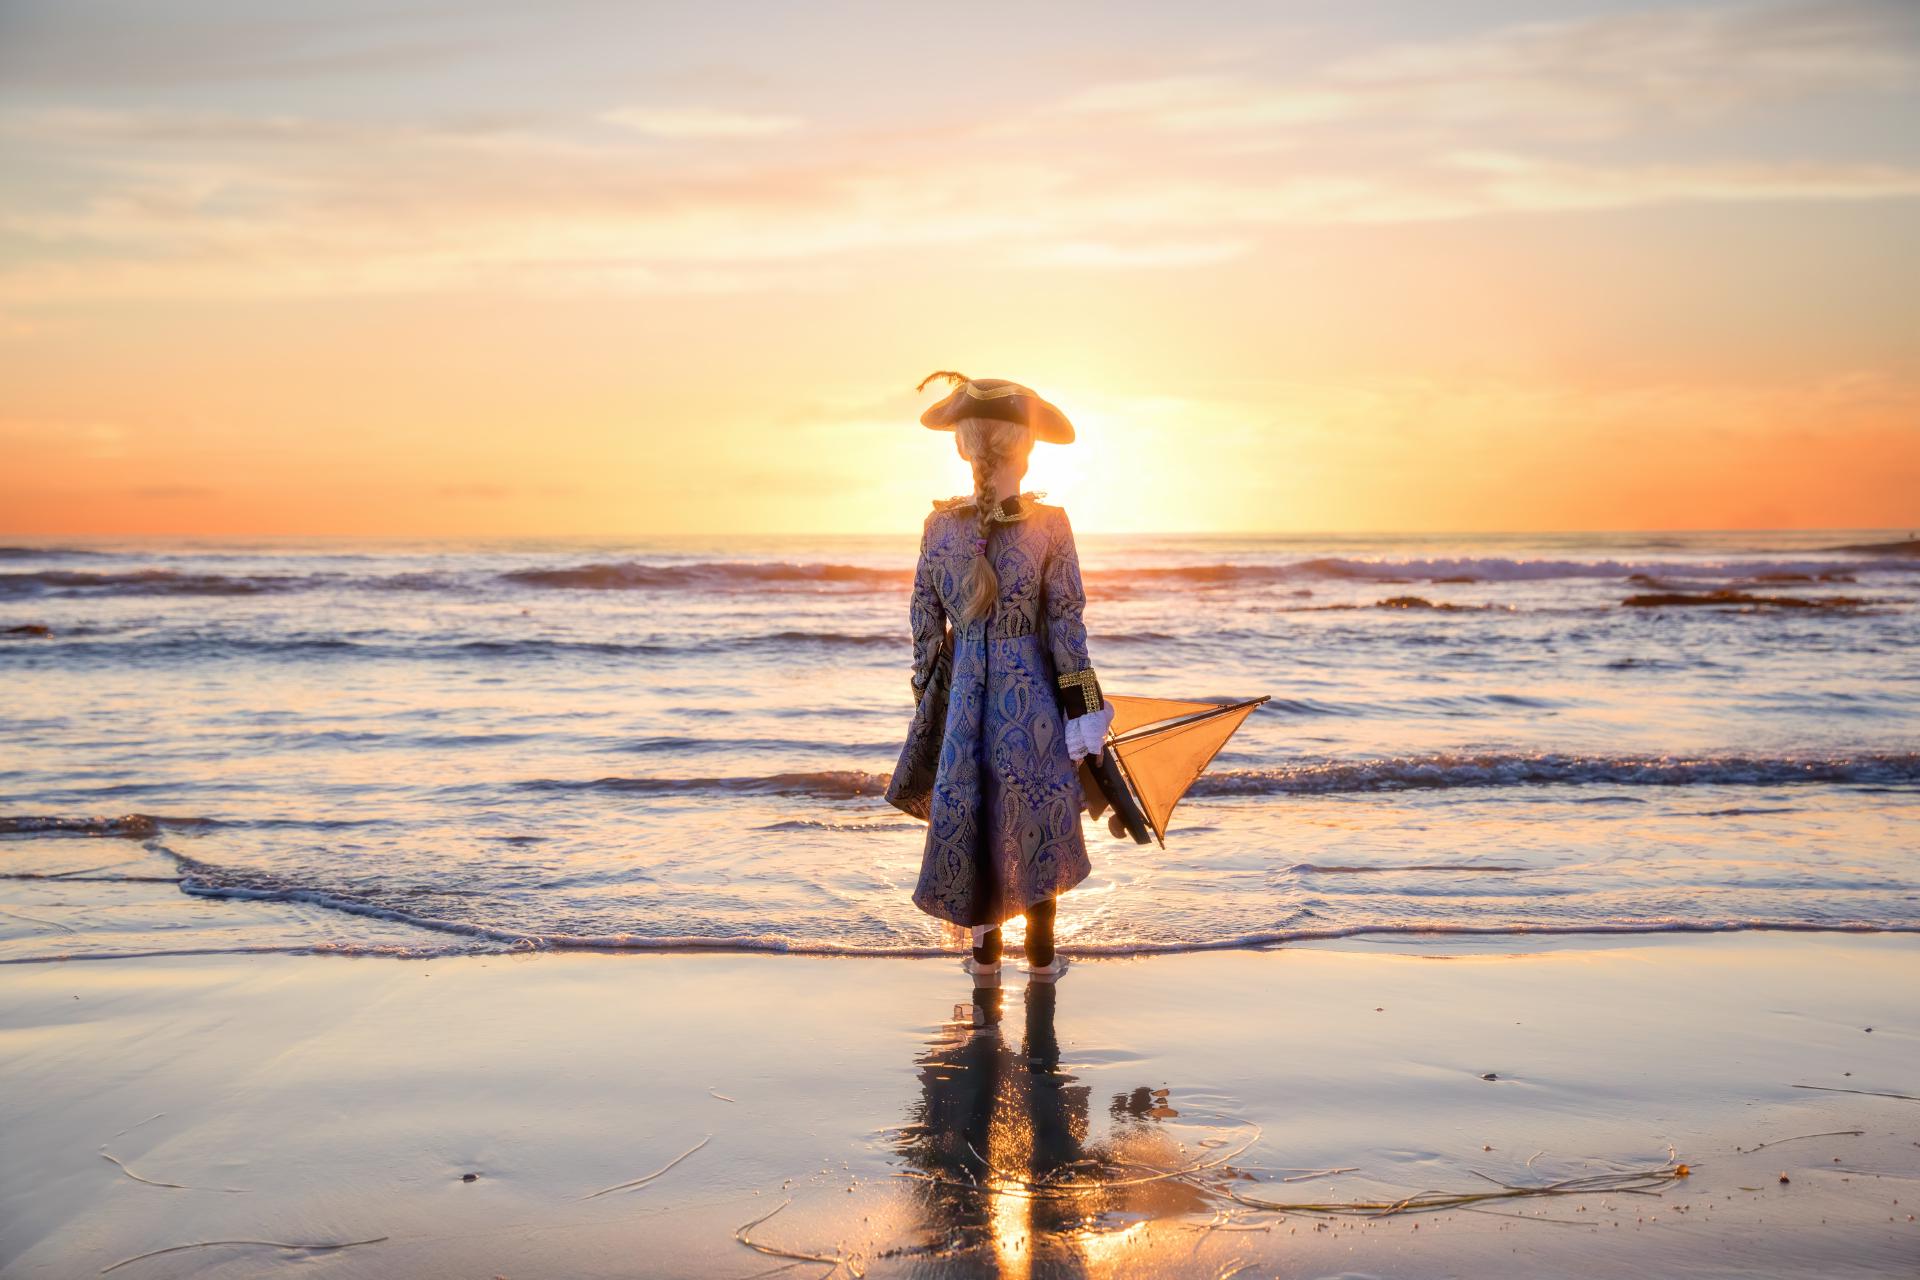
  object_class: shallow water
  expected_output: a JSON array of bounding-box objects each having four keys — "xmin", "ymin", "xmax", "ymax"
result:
[{"xmin": 2, "ymin": 530, "xmax": 1917, "ymax": 961}]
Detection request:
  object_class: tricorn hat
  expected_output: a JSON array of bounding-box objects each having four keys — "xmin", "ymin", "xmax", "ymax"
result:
[{"xmin": 917, "ymin": 371, "xmax": 1074, "ymax": 444}]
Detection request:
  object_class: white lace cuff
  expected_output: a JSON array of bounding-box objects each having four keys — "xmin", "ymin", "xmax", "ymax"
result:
[{"xmin": 1065, "ymin": 701, "xmax": 1114, "ymax": 763}]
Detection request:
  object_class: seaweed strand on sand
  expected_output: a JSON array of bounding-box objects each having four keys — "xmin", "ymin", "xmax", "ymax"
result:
[
  {"xmin": 734, "ymin": 1200, "xmax": 862, "ymax": 1277},
  {"xmin": 580, "ymin": 1134, "xmax": 712, "ymax": 1199},
  {"xmin": 97, "ymin": 1148, "xmax": 248, "ymax": 1194},
  {"xmin": 1222, "ymin": 1162, "xmax": 1692, "ymax": 1219},
  {"xmin": 100, "ymin": 1236, "xmax": 387, "ymax": 1274},
  {"xmin": 1791, "ymin": 1084, "xmax": 1920, "ymax": 1102}
]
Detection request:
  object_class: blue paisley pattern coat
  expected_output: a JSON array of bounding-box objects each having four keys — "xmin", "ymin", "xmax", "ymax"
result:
[{"xmin": 892, "ymin": 496, "xmax": 1094, "ymax": 928}]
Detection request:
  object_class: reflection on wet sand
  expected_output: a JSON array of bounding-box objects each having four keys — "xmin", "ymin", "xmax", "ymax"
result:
[{"xmin": 890, "ymin": 980, "xmax": 1218, "ymax": 1277}]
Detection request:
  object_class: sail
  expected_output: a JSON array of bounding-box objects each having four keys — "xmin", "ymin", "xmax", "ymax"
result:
[
  {"xmin": 1105, "ymin": 694, "xmax": 1222, "ymax": 738},
  {"xmin": 1107, "ymin": 698, "xmax": 1264, "ymax": 844}
]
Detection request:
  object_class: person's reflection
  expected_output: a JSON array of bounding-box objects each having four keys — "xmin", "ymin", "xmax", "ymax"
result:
[{"xmin": 893, "ymin": 979, "xmax": 1208, "ymax": 1276}]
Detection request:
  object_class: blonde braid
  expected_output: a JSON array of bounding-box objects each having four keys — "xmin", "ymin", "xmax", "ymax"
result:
[
  {"xmin": 951, "ymin": 417, "xmax": 1034, "ymax": 623},
  {"xmin": 962, "ymin": 428, "xmax": 1004, "ymax": 623}
]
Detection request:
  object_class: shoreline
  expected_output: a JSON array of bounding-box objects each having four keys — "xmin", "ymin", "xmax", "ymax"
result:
[
  {"xmin": 2, "ymin": 933, "xmax": 1915, "ymax": 1277},
  {"xmin": 9, "ymin": 911, "xmax": 1920, "ymax": 966},
  {"xmin": 8, "ymin": 914, "xmax": 1920, "ymax": 967},
  {"xmin": 8, "ymin": 828, "xmax": 1920, "ymax": 966}
]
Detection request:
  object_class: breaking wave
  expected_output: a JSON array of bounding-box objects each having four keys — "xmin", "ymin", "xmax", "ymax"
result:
[
  {"xmin": 3, "ymin": 631, "xmax": 903, "ymax": 661},
  {"xmin": 0, "ymin": 545, "xmax": 106, "ymax": 560},
  {"xmin": 0, "ymin": 814, "xmax": 169, "ymax": 839},
  {"xmin": 756, "ymin": 818, "xmax": 924, "ymax": 833},
  {"xmin": 1193, "ymin": 752, "xmax": 1920, "ymax": 796},
  {"xmin": 518, "ymin": 770, "xmax": 892, "ymax": 800},
  {"xmin": 1130, "ymin": 557, "xmax": 1913, "ymax": 586},
  {"xmin": 498, "ymin": 555, "xmax": 1918, "ymax": 592},
  {"xmin": 500, "ymin": 561, "xmax": 909, "ymax": 590},
  {"xmin": 0, "ymin": 569, "xmax": 311, "ymax": 596},
  {"xmin": 5, "ymin": 554, "xmax": 1912, "ymax": 600},
  {"xmin": 499, "ymin": 754, "xmax": 1920, "ymax": 802}
]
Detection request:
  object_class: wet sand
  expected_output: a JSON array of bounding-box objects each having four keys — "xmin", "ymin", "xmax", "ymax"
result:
[{"xmin": 1, "ymin": 934, "xmax": 1916, "ymax": 1278}]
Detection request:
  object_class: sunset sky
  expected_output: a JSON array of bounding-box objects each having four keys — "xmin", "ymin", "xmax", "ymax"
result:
[{"xmin": 2, "ymin": 0, "xmax": 1916, "ymax": 535}]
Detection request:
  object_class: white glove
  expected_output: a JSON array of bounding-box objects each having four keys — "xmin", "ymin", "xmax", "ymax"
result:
[{"xmin": 1065, "ymin": 701, "xmax": 1115, "ymax": 764}]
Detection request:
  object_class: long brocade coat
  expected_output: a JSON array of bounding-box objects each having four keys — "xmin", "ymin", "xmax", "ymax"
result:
[{"xmin": 886, "ymin": 494, "xmax": 1094, "ymax": 928}]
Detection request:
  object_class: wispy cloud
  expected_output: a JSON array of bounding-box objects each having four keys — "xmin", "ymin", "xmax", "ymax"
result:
[
  {"xmin": 1068, "ymin": 0, "xmax": 1920, "ymax": 141},
  {"xmin": 0, "ymin": 418, "xmax": 129, "ymax": 459},
  {"xmin": 601, "ymin": 106, "xmax": 802, "ymax": 139},
  {"xmin": 0, "ymin": 1, "xmax": 1914, "ymax": 305},
  {"xmin": 1014, "ymin": 239, "xmax": 1253, "ymax": 269},
  {"xmin": 436, "ymin": 482, "xmax": 583, "ymax": 500}
]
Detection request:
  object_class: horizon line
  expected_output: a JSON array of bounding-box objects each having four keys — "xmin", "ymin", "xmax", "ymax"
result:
[{"xmin": 2, "ymin": 527, "xmax": 1914, "ymax": 542}]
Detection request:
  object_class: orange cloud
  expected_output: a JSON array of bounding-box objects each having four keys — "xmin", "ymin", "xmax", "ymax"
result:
[{"xmin": 1, "ymin": 0, "xmax": 1915, "ymax": 535}]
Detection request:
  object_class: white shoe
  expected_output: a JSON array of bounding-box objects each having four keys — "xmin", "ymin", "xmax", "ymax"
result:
[
  {"xmin": 1024, "ymin": 957, "xmax": 1070, "ymax": 982},
  {"xmin": 961, "ymin": 957, "xmax": 1001, "ymax": 980}
]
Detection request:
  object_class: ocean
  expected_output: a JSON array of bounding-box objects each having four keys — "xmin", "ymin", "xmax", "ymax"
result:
[{"xmin": 2, "ymin": 530, "xmax": 1916, "ymax": 963}]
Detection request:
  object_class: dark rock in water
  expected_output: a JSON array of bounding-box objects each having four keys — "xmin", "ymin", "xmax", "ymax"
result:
[
  {"xmin": 461, "ymin": 1172, "xmax": 479, "ymax": 1182},
  {"xmin": 1480, "ymin": 1072, "xmax": 1498, "ymax": 1081},
  {"xmin": 1748, "ymin": 573, "xmax": 1813, "ymax": 583},
  {"xmin": 1826, "ymin": 537, "xmax": 1920, "ymax": 557},
  {"xmin": 1430, "ymin": 575, "xmax": 1478, "ymax": 584},
  {"xmin": 3, "ymin": 624, "xmax": 52, "ymax": 638},
  {"xmin": 1622, "ymin": 590, "xmax": 1868, "ymax": 610}
]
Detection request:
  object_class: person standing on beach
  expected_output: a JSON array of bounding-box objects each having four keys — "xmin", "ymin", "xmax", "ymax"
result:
[{"xmin": 885, "ymin": 372, "xmax": 1114, "ymax": 980}]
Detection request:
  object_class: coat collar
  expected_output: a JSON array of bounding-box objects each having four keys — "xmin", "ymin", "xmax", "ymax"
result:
[{"xmin": 932, "ymin": 490, "xmax": 1045, "ymax": 522}]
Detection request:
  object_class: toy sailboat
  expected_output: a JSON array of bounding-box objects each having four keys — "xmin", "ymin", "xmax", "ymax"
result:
[{"xmin": 1083, "ymin": 694, "xmax": 1269, "ymax": 846}]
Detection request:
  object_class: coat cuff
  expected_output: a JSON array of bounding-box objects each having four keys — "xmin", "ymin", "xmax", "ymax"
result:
[
  {"xmin": 1055, "ymin": 668, "xmax": 1103, "ymax": 718},
  {"xmin": 1065, "ymin": 702, "xmax": 1115, "ymax": 762}
]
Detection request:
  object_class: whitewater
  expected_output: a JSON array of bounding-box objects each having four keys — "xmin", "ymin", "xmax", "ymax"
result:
[{"xmin": 2, "ymin": 529, "xmax": 1916, "ymax": 962}]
